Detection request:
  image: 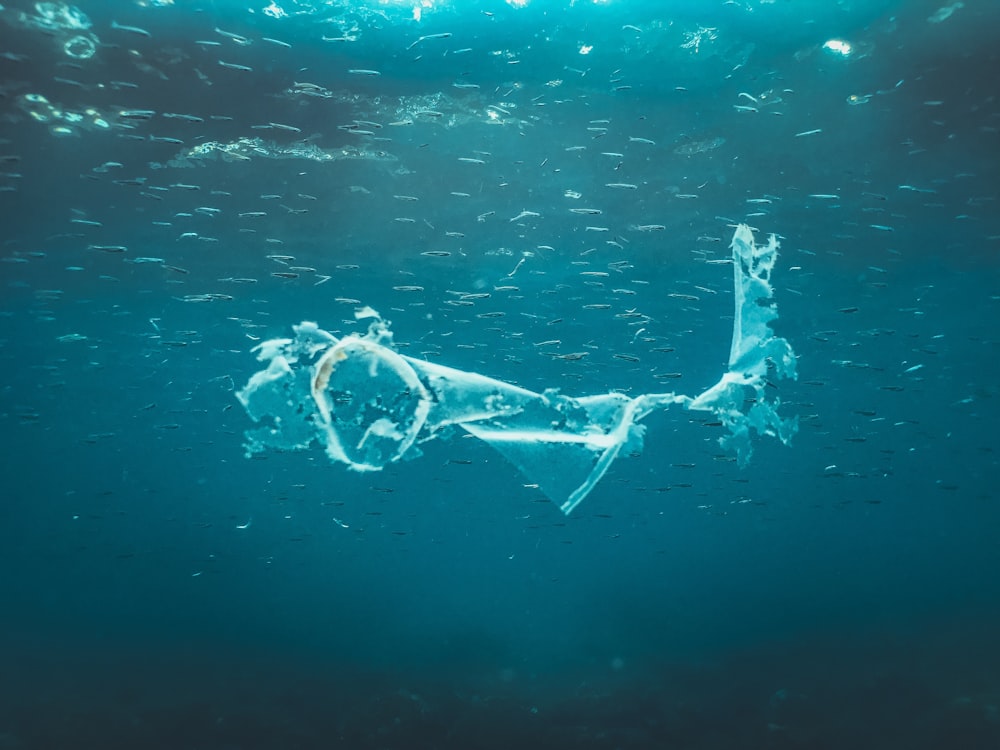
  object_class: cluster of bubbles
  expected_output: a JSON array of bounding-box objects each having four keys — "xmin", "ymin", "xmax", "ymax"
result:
[
  {"xmin": 13, "ymin": 2, "xmax": 97, "ymax": 59},
  {"xmin": 162, "ymin": 138, "xmax": 398, "ymax": 169},
  {"xmin": 18, "ymin": 93, "xmax": 110, "ymax": 137}
]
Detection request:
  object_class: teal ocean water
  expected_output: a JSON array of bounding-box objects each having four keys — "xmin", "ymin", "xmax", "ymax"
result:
[{"xmin": 1, "ymin": 1, "xmax": 998, "ymax": 748}]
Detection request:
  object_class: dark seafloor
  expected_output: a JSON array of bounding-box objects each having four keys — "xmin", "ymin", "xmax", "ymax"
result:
[{"xmin": 0, "ymin": 0, "xmax": 998, "ymax": 748}]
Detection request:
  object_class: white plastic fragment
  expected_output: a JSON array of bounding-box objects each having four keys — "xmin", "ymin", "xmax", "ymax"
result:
[{"xmin": 236, "ymin": 225, "xmax": 798, "ymax": 514}]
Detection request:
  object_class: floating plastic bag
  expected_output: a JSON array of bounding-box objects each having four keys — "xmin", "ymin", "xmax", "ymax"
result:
[{"xmin": 236, "ymin": 224, "xmax": 797, "ymax": 513}]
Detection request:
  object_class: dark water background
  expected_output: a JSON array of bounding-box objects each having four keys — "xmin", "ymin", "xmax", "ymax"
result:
[{"xmin": 1, "ymin": 0, "xmax": 998, "ymax": 747}]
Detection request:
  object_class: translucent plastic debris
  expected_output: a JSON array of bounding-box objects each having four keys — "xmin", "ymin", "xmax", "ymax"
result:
[
  {"xmin": 686, "ymin": 224, "xmax": 798, "ymax": 465},
  {"xmin": 236, "ymin": 225, "xmax": 798, "ymax": 514}
]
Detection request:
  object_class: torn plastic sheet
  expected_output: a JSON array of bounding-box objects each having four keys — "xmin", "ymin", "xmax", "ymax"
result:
[{"xmin": 236, "ymin": 224, "xmax": 798, "ymax": 514}]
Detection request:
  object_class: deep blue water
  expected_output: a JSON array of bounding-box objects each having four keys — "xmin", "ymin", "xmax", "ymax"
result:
[{"xmin": 1, "ymin": 1, "xmax": 998, "ymax": 748}]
